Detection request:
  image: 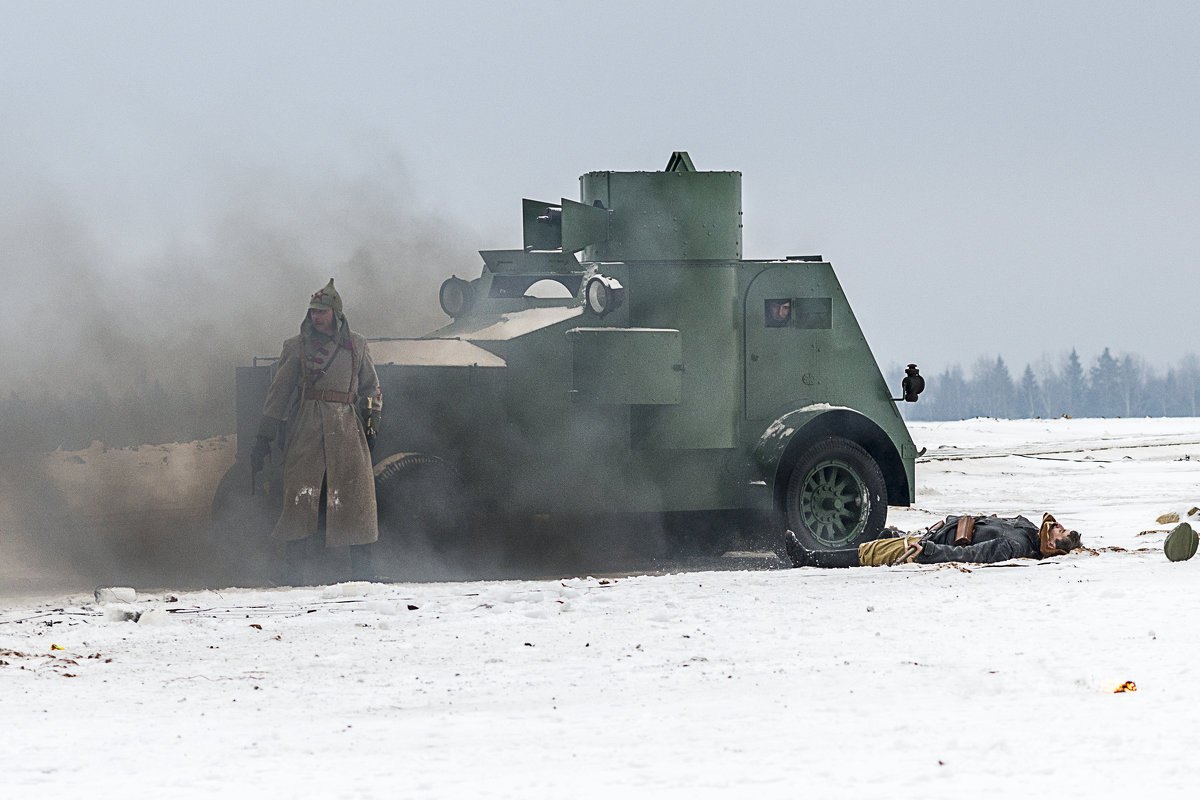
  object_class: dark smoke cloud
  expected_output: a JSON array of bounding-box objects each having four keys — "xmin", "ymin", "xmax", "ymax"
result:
[
  {"xmin": 2, "ymin": 159, "xmax": 480, "ymax": 446},
  {"xmin": 0, "ymin": 157, "xmax": 484, "ymax": 593},
  {"xmin": 0, "ymin": 159, "xmax": 739, "ymax": 594}
]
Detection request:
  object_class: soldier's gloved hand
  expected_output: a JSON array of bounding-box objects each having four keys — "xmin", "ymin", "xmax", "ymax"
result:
[
  {"xmin": 250, "ymin": 436, "xmax": 272, "ymax": 474},
  {"xmin": 360, "ymin": 398, "xmax": 381, "ymax": 450}
]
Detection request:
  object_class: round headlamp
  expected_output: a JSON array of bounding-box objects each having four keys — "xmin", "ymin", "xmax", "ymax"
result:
[
  {"xmin": 584, "ymin": 275, "xmax": 625, "ymax": 317},
  {"xmin": 439, "ymin": 276, "xmax": 473, "ymax": 318}
]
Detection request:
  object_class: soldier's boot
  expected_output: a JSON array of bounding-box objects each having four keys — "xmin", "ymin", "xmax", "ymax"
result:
[
  {"xmin": 280, "ymin": 539, "xmax": 307, "ymax": 586},
  {"xmin": 809, "ymin": 547, "xmax": 861, "ymax": 568},
  {"xmin": 350, "ymin": 543, "xmax": 375, "ymax": 582},
  {"xmin": 784, "ymin": 530, "xmax": 860, "ymax": 568}
]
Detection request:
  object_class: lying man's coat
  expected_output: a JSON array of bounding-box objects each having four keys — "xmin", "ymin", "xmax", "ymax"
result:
[{"xmin": 914, "ymin": 515, "xmax": 1043, "ymax": 563}]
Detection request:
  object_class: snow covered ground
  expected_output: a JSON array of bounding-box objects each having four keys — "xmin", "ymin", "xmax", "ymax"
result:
[{"xmin": 3, "ymin": 417, "xmax": 1200, "ymax": 798}]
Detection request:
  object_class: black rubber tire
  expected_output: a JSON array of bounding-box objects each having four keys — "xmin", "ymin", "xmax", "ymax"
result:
[
  {"xmin": 784, "ymin": 436, "xmax": 887, "ymax": 551},
  {"xmin": 373, "ymin": 453, "xmax": 473, "ymax": 572}
]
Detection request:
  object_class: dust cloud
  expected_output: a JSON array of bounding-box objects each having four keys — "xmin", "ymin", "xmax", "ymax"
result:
[{"xmin": 0, "ymin": 160, "xmax": 484, "ymax": 593}]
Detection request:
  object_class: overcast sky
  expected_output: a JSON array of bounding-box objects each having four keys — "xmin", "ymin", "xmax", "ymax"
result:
[{"xmin": 3, "ymin": 1, "xmax": 1196, "ymax": 377}]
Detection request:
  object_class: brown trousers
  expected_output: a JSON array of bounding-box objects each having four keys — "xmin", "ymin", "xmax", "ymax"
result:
[{"xmin": 857, "ymin": 536, "xmax": 922, "ymax": 566}]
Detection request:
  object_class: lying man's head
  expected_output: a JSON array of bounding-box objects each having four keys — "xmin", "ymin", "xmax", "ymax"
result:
[{"xmin": 1039, "ymin": 513, "xmax": 1082, "ymax": 556}]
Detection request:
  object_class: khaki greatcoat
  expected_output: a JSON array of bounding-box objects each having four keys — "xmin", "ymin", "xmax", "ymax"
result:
[{"xmin": 261, "ymin": 324, "xmax": 382, "ymax": 547}]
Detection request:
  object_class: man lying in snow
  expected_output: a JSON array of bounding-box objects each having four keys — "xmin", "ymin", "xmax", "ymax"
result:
[{"xmin": 784, "ymin": 513, "xmax": 1082, "ymax": 568}]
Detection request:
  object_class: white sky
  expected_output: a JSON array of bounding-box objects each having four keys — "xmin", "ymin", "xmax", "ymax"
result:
[{"xmin": 3, "ymin": 1, "xmax": 1196, "ymax": 372}]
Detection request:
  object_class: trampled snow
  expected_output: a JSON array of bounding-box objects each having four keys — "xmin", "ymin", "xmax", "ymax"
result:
[{"xmin": 3, "ymin": 417, "xmax": 1200, "ymax": 797}]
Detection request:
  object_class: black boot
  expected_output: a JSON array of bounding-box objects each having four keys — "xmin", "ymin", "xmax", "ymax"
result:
[
  {"xmin": 350, "ymin": 544, "xmax": 375, "ymax": 582},
  {"xmin": 281, "ymin": 538, "xmax": 307, "ymax": 586},
  {"xmin": 783, "ymin": 530, "xmax": 860, "ymax": 568},
  {"xmin": 809, "ymin": 546, "xmax": 861, "ymax": 568},
  {"xmin": 784, "ymin": 530, "xmax": 810, "ymax": 567}
]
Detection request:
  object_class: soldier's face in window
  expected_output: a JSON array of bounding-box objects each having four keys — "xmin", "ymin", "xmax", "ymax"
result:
[{"xmin": 765, "ymin": 299, "xmax": 792, "ymax": 327}]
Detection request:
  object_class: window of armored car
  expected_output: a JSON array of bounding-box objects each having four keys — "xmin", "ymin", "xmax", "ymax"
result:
[{"xmin": 765, "ymin": 297, "xmax": 832, "ymax": 329}]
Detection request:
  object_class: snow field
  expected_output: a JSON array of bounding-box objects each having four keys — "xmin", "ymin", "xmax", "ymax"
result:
[{"xmin": 3, "ymin": 417, "xmax": 1200, "ymax": 797}]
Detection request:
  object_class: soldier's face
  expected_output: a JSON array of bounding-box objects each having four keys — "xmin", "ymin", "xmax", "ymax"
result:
[
  {"xmin": 1050, "ymin": 522, "xmax": 1078, "ymax": 551},
  {"xmin": 309, "ymin": 308, "xmax": 334, "ymax": 334},
  {"xmin": 1041, "ymin": 521, "xmax": 1079, "ymax": 555}
]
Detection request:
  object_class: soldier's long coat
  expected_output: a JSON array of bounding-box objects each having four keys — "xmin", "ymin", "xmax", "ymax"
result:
[{"xmin": 261, "ymin": 326, "xmax": 382, "ymax": 547}]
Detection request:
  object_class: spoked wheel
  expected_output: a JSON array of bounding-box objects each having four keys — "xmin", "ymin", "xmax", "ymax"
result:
[
  {"xmin": 373, "ymin": 453, "xmax": 474, "ymax": 576},
  {"xmin": 785, "ymin": 436, "xmax": 887, "ymax": 550}
]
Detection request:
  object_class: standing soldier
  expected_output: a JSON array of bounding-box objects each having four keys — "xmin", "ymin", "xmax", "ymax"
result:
[{"xmin": 250, "ymin": 278, "xmax": 383, "ymax": 584}]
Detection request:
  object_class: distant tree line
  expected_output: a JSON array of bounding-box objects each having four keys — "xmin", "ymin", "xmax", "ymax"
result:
[{"xmin": 892, "ymin": 349, "xmax": 1200, "ymax": 421}]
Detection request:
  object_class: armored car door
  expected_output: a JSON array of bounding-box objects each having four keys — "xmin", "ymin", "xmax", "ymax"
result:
[{"xmin": 743, "ymin": 262, "xmax": 835, "ymax": 420}]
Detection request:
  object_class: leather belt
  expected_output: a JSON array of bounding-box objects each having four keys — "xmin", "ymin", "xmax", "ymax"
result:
[{"xmin": 302, "ymin": 389, "xmax": 356, "ymax": 404}]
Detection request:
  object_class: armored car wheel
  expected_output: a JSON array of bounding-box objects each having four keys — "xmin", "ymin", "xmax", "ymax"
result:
[
  {"xmin": 373, "ymin": 453, "xmax": 473, "ymax": 572},
  {"xmin": 785, "ymin": 436, "xmax": 887, "ymax": 551}
]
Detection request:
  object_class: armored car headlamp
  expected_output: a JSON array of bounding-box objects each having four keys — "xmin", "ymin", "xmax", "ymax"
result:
[
  {"xmin": 439, "ymin": 276, "xmax": 474, "ymax": 318},
  {"xmin": 584, "ymin": 275, "xmax": 625, "ymax": 317}
]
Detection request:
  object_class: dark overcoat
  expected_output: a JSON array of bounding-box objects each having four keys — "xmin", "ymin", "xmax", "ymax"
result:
[
  {"xmin": 261, "ymin": 324, "xmax": 381, "ymax": 547},
  {"xmin": 915, "ymin": 515, "xmax": 1042, "ymax": 564}
]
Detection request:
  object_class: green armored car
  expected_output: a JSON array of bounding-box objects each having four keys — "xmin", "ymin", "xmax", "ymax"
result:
[{"xmin": 220, "ymin": 152, "xmax": 921, "ymax": 571}]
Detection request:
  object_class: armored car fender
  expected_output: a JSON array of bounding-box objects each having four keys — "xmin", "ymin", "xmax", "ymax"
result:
[{"xmin": 755, "ymin": 405, "xmax": 913, "ymax": 550}]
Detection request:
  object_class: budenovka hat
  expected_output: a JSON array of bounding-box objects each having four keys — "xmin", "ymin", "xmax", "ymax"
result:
[
  {"xmin": 1164, "ymin": 522, "xmax": 1198, "ymax": 562},
  {"xmin": 309, "ymin": 278, "xmax": 343, "ymax": 316}
]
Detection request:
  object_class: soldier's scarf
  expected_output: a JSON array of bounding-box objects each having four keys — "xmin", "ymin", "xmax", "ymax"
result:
[{"xmin": 299, "ymin": 314, "xmax": 354, "ymax": 384}]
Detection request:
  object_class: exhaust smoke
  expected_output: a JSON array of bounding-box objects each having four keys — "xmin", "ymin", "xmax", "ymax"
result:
[{"xmin": 0, "ymin": 161, "xmax": 480, "ymax": 594}]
